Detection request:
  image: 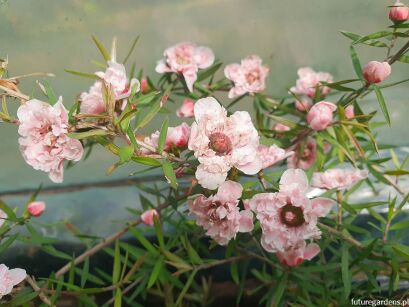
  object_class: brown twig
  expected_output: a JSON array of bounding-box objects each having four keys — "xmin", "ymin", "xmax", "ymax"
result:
[{"xmin": 26, "ymin": 275, "xmax": 54, "ymax": 306}]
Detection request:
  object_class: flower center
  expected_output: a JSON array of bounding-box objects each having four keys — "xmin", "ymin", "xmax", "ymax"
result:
[
  {"xmin": 280, "ymin": 203, "xmax": 305, "ymax": 227},
  {"xmin": 246, "ymin": 70, "xmax": 260, "ymax": 84},
  {"xmin": 209, "ymin": 132, "xmax": 232, "ymax": 155}
]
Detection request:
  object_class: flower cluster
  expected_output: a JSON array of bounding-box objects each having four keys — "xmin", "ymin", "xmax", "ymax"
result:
[{"xmin": 17, "ymin": 98, "xmax": 83, "ymax": 183}]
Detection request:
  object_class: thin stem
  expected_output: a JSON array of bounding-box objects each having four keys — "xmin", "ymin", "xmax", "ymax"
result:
[
  {"xmin": 336, "ymin": 190, "xmax": 343, "ymax": 230},
  {"xmin": 26, "ymin": 275, "xmax": 54, "ymax": 306}
]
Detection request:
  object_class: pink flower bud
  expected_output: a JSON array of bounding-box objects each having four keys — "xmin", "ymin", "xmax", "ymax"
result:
[
  {"xmin": 295, "ymin": 99, "xmax": 311, "ymax": 112},
  {"xmin": 345, "ymin": 105, "xmax": 354, "ymax": 119},
  {"xmin": 176, "ymin": 99, "xmax": 195, "ymax": 118},
  {"xmin": 363, "ymin": 61, "xmax": 391, "ymax": 84},
  {"xmin": 27, "ymin": 201, "xmax": 46, "ymax": 217},
  {"xmin": 389, "ymin": 0, "xmax": 409, "ymax": 22},
  {"xmin": 307, "ymin": 101, "xmax": 337, "ymax": 131},
  {"xmin": 140, "ymin": 78, "xmax": 148, "ymax": 94},
  {"xmin": 141, "ymin": 209, "xmax": 159, "ymax": 226},
  {"xmin": 273, "ymin": 123, "xmax": 290, "ymax": 132}
]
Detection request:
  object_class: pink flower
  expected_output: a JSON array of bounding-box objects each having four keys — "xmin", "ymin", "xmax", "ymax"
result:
[
  {"xmin": 142, "ymin": 123, "xmax": 191, "ymax": 154},
  {"xmin": 276, "ymin": 242, "xmax": 320, "ymax": 267},
  {"xmin": 80, "ymin": 61, "xmax": 140, "ymax": 114},
  {"xmin": 389, "ymin": 0, "xmax": 409, "ymax": 22},
  {"xmin": 17, "ymin": 98, "xmax": 84, "ymax": 183},
  {"xmin": 176, "ymin": 99, "xmax": 195, "ymax": 118},
  {"xmin": 288, "ymin": 137, "xmax": 317, "ymax": 170},
  {"xmin": 224, "ymin": 55, "xmax": 269, "ymax": 98},
  {"xmin": 273, "ymin": 123, "xmax": 290, "ymax": 132},
  {"xmin": 0, "ymin": 264, "xmax": 26, "ymax": 299},
  {"xmin": 188, "ymin": 181, "xmax": 253, "ymax": 245},
  {"xmin": 307, "ymin": 101, "xmax": 337, "ymax": 131},
  {"xmin": 345, "ymin": 105, "xmax": 354, "ymax": 119},
  {"xmin": 188, "ymin": 97, "xmax": 262, "ymax": 189},
  {"xmin": 257, "ymin": 144, "xmax": 293, "ymax": 169},
  {"xmin": 248, "ymin": 169, "xmax": 334, "ymax": 253},
  {"xmin": 0, "ymin": 210, "xmax": 7, "ymax": 228},
  {"xmin": 80, "ymin": 81, "xmax": 105, "ymax": 114},
  {"xmin": 156, "ymin": 42, "xmax": 215, "ymax": 92},
  {"xmin": 295, "ymin": 99, "xmax": 311, "ymax": 112},
  {"xmin": 312, "ymin": 168, "xmax": 368, "ymax": 190},
  {"xmin": 363, "ymin": 61, "xmax": 391, "ymax": 84},
  {"xmin": 290, "ymin": 67, "xmax": 333, "ymax": 98},
  {"xmin": 96, "ymin": 61, "xmax": 140, "ymax": 101},
  {"xmin": 27, "ymin": 201, "xmax": 46, "ymax": 217},
  {"xmin": 141, "ymin": 209, "xmax": 159, "ymax": 226}
]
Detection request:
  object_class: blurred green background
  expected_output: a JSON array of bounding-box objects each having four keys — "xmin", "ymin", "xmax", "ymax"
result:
[{"xmin": 0, "ymin": 0, "xmax": 408, "ymax": 237}]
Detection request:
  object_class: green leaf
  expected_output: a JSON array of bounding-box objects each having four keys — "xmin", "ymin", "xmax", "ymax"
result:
[
  {"xmin": 43, "ymin": 79, "xmax": 58, "ymax": 105},
  {"xmin": 92, "ymin": 35, "xmax": 110, "ymax": 61},
  {"xmin": 272, "ymin": 272, "xmax": 288, "ymax": 306},
  {"xmin": 119, "ymin": 145, "xmax": 134, "ymax": 164},
  {"xmin": 390, "ymin": 220, "xmax": 409, "ymax": 230},
  {"xmin": 392, "ymin": 244, "xmax": 409, "ymax": 260},
  {"xmin": 350, "ymin": 45, "xmax": 363, "ymax": 80},
  {"xmin": 175, "ymin": 270, "xmax": 197, "ymax": 306},
  {"xmin": 341, "ymin": 243, "xmax": 351, "ymax": 299},
  {"xmin": 65, "ymin": 69, "xmax": 98, "ymax": 79},
  {"xmin": 6, "ymin": 291, "xmax": 39, "ymax": 306},
  {"xmin": 230, "ymin": 262, "xmax": 239, "ymax": 284},
  {"xmin": 352, "ymin": 31, "xmax": 392, "ymax": 45},
  {"xmin": 147, "ymin": 256, "xmax": 164, "ymax": 288},
  {"xmin": 196, "ymin": 62, "xmax": 222, "ymax": 82},
  {"xmin": 80, "ymin": 258, "xmax": 90, "ymax": 288},
  {"xmin": 123, "ymin": 36, "xmax": 140, "ymax": 64},
  {"xmin": 340, "ymin": 31, "xmax": 388, "ymax": 47},
  {"xmin": 399, "ymin": 55, "xmax": 409, "ymax": 63},
  {"xmin": 131, "ymin": 156, "xmax": 161, "ymax": 167},
  {"xmin": 0, "ymin": 234, "xmax": 18, "ymax": 254},
  {"xmin": 42, "ymin": 245, "xmax": 72, "ymax": 260},
  {"xmin": 373, "ymin": 85, "xmax": 391, "ymax": 126},
  {"xmin": 157, "ymin": 117, "xmax": 169, "ymax": 154},
  {"xmin": 112, "ymin": 240, "xmax": 121, "ymax": 284},
  {"xmin": 162, "ymin": 160, "xmax": 178, "ymax": 189},
  {"xmin": 135, "ymin": 99, "xmax": 161, "ymax": 129},
  {"xmin": 68, "ymin": 129, "xmax": 110, "ymax": 139},
  {"xmin": 129, "ymin": 228, "xmax": 158, "ymax": 255}
]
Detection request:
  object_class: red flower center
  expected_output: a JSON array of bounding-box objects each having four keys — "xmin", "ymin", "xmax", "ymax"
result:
[
  {"xmin": 209, "ymin": 132, "xmax": 232, "ymax": 155},
  {"xmin": 280, "ymin": 203, "xmax": 305, "ymax": 227}
]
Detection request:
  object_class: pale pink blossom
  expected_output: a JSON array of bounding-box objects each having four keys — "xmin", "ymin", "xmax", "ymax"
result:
[
  {"xmin": 141, "ymin": 209, "xmax": 159, "ymax": 226},
  {"xmin": 307, "ymin": 101, "xmax": 337, "ymax": 131},
  {"xmin": 389, "ymin": 0, "xmax": 409, "ymax": 22},
  {"xmin": 312, "ymin": 168, "xmax": 368, "ymax": 190},
  {"xmin": 257, "ymin": 144, "xmax": 293, "ymax": 169},
  {"xmin": 17, "ymin": 98, "xmax": 84, "ymax": 183},
  {"xmin": 80, "ymin": 61, "xmax": 139, "ymax": 114},
  {"xmin": 224, "ymin": 55, "xmax": 269, "ymax": 98},
  {"xmin": 273, "ymin": 123, "xmax": 290, "ymax": 132},
  {"xmin": 96, "ymin": 61, "xmax": 140, "ymax": 101},
  {"xmin": 290, "ymin": 67, "xmax": 333, "ymax": 98},
  {"xmin": 345, "ymin": 105, "xmax": 355, "ymax": 119},
  {"xmin": 276, "ymin": 242, "xmax": 320, "ymax": 267},
  {"xmin": 27, "ymin": 201, "xmax": 46, "ymax": 217},
  {"xmin": 142, "ymin": 123, "xmax": 191, "ymax": 154},
  {"xmin": 0, "ymin": 264, "xmax": 26, "ymax": 299},
  {"xmin": 156, "ymin": 42, "xmax": 215, "ymax": 92},
  {"xmin": 288, "ymin": 137, "xmax": 317, "ymax": 170},
  {"xmin": 295, "ymin": 99, "xmax": 311, "ymax": 112},
  {"xmin": 79, "ymin": 81, "xmax": 105, "ymax": 114},
  {"xmin": 0, "ymin": 210, "xmax": 7, "ymax": 228},
  {"xmin": 188, "ymin": 181, "xmax": 253, "ymax": 245},
  {"xmin": 176, "ymin": 99, "xmax": 195, "ymax": 118},
  {"xmin": 188, "ymin": 97, "xmax": 262, "ymax": 189},
  {"xmin": 248, "ymin": 169, "xmax": 334, "ymax": 253},
  {"xmin": 363, "ymin": 61, "xmax": 391, "ymax": 84}
]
